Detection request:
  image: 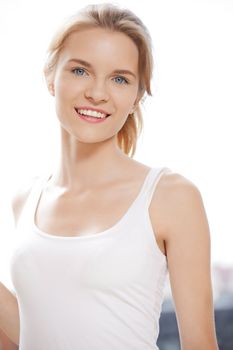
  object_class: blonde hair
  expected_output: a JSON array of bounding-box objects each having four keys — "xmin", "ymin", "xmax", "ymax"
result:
[{"xmin": 44, "ymin": 3, "xmax": 154, "ymax": 157}]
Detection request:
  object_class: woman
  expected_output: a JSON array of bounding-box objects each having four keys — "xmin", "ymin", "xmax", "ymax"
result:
[{"xmin": 0, "ymin": 3, "xmax": 219, "ymax": 349}]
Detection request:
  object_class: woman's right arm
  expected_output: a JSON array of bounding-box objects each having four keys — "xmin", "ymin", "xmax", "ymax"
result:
[
  {"xmin": 0, "ymin": 283, "xmax": 19, "ymax": 346},
  {"xmin": 0, "ymin": 178, "xmax": 36, "ymax": 346}
]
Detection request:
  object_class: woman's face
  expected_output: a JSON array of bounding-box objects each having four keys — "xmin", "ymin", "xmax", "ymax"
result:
[{"xmin": 50, "ymin": 27, "xmax": 140, "ymax": 144}]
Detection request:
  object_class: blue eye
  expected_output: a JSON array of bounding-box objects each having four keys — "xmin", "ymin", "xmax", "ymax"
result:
[
  {"xmin": 72, "ymin": 68, "xmax": 87, "ymax": 76},
  {"xmin": 113, "ymin": 76, "xmax": 129, "ymax": 85},
  {"xmin": 71, "ymin": 68, "xmax": 128, "ymax": 85}
]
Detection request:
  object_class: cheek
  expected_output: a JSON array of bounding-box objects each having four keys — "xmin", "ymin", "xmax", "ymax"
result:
[
  {"xmin": 55, "ymin": 79, "xmax": 74, "ymax": 100},
  {"xmin": 54, "ymin": 72, "xmax": 80, "ymax": 100},
  {"xmin": 54, "ymin": 81, "xmax": 73, "ymax": 119},
  {"xmin": 113, "ymin": 89, "xmax": 138, "ymax": 113}
]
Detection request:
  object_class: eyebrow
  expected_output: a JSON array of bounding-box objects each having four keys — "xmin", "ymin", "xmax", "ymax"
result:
[{"xmin": 67, "ymin": 58, "xmax": 137, "ymax": 79}]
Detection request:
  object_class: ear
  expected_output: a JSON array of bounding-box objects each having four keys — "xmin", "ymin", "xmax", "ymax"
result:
[
  {"xmin": 44, "ymin": 67, "xmax": 55, "ymax": 96},
  {"xmin": 131, "ymin": 94, "xmax": 142, "ymax": 113},
  {"xmin": 130, "ymin": 105, "xmax": 136, "ymax": 114},
  {"xmin": 48, "ymin": 82, "xmax": 55, "ymax": 96}
]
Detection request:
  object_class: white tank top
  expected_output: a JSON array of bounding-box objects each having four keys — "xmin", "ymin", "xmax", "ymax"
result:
[{"xmin": 10, "ymin": 166, "xmax": 171, "ymax": 350}]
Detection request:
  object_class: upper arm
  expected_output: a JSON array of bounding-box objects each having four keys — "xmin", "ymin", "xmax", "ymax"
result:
[{"xmin": 158, "ymin": 173, "xmax": 219, "ymax": 349}]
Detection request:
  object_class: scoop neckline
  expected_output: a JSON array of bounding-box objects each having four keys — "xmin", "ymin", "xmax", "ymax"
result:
[{"xmin": 32, "ymin": 167, "xmax": 156, "ymax": 241}]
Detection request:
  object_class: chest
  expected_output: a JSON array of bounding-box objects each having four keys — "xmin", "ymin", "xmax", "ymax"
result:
[
  {"xmin": 33, "ymin": 179, "xmax": 165, "ymax": 255},
  {"xmin": 34, "ymin": 181, "xmax": 141, "ymax": 235}
]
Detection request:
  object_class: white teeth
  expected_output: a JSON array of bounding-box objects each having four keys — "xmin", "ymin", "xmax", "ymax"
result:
[{"xmin": 78, "ymin": 109, "xmax": 107, "ymax": 119}]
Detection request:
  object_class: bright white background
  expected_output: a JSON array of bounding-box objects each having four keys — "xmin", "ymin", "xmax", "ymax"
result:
[{"xmin": 0, "ymin": 0, "xmax": 232, "ymax": 288}]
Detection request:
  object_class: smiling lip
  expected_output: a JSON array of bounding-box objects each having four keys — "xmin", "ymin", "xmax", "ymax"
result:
[
  {"xmin": 76, "ymin": 106, "xmax": 111, "ymax": 116},
  {"xmin": 74, "ymin": 108, "xmax": 110, "ymax": 124}
]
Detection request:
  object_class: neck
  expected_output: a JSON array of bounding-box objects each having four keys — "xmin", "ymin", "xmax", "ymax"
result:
[{"xmin": 50, "ymin": 128, "xmax": 132, "ymax": 191}]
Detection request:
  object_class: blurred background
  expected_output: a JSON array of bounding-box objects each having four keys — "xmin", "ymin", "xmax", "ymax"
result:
[{"xmin": 0, "ymin": 0, "xmax": 232, "ymax": 349}]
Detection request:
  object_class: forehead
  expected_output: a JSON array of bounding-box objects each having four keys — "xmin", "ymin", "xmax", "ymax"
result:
[{"xmin": 59, "ymin": 27, "xmax": 139, "ymax": 73}]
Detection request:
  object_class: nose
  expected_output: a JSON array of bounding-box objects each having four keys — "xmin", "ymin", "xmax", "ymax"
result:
[{"xmin": 84, "ymin": 78, "xmax": 109, "ymax": 103}]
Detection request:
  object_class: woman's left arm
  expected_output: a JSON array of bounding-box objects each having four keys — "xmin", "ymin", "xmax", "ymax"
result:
[{"xmin": 161, "ymin": 174, "xmax": 219, "ymax": 350}]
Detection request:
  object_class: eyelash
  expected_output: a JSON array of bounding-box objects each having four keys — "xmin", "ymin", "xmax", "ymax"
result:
[{"xmin": 71, "ymin": 67, "xmax": 129, "ymax": 85}]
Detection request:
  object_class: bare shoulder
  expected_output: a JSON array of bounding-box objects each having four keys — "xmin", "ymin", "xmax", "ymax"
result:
[
  {"xmin": 160, "ymin": 171, "xmax": 202, "ymax": 202},
  {"xmin": 11, "ymin": 176, "xmax": 39, "ymax": 226},
  {"xmin": 152, "ymin": 170, "xmax": 207, "ymax": 240}
]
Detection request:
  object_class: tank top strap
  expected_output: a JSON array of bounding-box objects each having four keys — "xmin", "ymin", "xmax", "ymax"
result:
[
  {"xmin": 17, "ymin": 174, "xmax": 51, "ymax": 229},
  {"xmin": 140, "ymin": 166, "xmax": 172, "ymax": 209}
]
